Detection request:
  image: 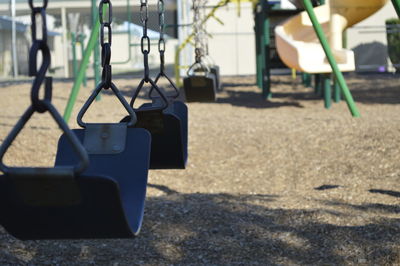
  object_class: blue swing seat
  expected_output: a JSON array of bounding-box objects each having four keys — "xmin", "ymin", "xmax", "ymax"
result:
[
  {"xmin": 0, "ymin": 125, "xmax": 151, "ymax": 240},
  {"xmin": 54, "ymin": 125, "xmax": 151, "ymax": 238},
  {"xmin": 122, "ymin": 100, "xmax": 187, "ymax": 169},
  {"xmin": 183, "ymin": 73, "xmax": 217, "ymax": 102}
]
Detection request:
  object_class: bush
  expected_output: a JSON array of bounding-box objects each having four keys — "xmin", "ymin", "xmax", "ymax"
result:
[{"xmin": 386, "ymin": 18, "xmax": 400, "ymax": 73}]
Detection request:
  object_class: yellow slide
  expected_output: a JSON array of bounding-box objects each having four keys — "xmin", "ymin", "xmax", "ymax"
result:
[{"xmin": 275, "ymin": 0, "xmax": 388, "ymax": 73}]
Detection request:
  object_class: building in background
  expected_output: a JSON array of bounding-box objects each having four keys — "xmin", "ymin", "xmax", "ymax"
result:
[
  {"xmin": 0, "ymin": 0, "xmax": 398, "ymax": 79},
  {"xmin": 0, "ymin": 16, "xmax": 29, "ymax": 77}
]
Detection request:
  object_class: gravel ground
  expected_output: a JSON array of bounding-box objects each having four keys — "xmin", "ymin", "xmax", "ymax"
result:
[{"xmin": 0, "ymin": 74, "xmax": 399, "ymax": 265}]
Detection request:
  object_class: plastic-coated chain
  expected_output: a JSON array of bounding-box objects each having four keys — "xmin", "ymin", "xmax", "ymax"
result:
[
  {"xmin": 28, "ymin": 0, "xmax": 52, "ymax": 113},
  {"xmin": 99, "ymin": 0, "xmax": 113, "ymax": 89},
  {"xmin": 157, "ymin": 0, "xmax": 166, "ymax": 73}
]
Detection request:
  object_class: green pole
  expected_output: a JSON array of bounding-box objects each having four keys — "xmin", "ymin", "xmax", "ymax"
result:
[
  {"xmin": 79, "ymin": 34, "xmax": 88, "ymax": 87},
  {"xmin": 314, "ymin": 74, "xmax": 321, "ymax": 95},
  {"xmin": 92, "ymin": 0, "xmax": 101, "ymax": 101},
  {"xmin": 255, "ymin": 4, "xmax": 263, "ymax": 89},
  {"xmin": 262, "ymin": 0, "xmax": 271, "ymax": 99},
  {"xmin": 63, "ymin": 18, "xmax": 100, "ymax": 123},
  {"xmin": 391, "ymin": 0, "xmax": 400, "ymax": 17},
  {"xmin": 302, "ymin": 0, "xmax": 360, "ymax": 117},
  {"xmin": 71, "ymin": 33, "xmax": 78, "ymax": 79},
  {"xmin": 255, "ymin": 11, "xmax": 261, "ymax": 88},
  {"xmin": 333, "ymin": 74, "xmax": 341, "ymax": 102},
  {"xmin": 302, "ymin": 73, "xmax": 311, "ymax": 87},
  {"xmin": 323, "ymin": 74, "xmax": 331, "ymax": 109}
]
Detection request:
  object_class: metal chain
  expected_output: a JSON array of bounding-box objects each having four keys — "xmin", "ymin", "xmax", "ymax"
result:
[
  {"xmin": 192, "ymin": 0, "xmax": 208, "ymax": 64},
  {"xmin": 157, "ymin": 0, "xmax": 166, "ymax": 73},
  {"xmin": 140, "ymin": 0, "xmax": 151, "ymax": 80},
  {"xmin": 131, "ymin": 0, "xmax": 169, "ymax": 109},
  {"xmin": 28, "ymin": 0, "xmax": 52, "ymax": 113},
  {"xmin": 150, "ymin": 0, "xmax": 180, "ymax": 98},
  {"xmin": 200, "ymin": 0, "xmax": 209, "ymax": 56},
  {"xmin": 99, "ymin": 0, "xmax": 112, "ymax": 89}
]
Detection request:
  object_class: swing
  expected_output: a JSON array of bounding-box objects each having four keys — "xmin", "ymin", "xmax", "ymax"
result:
[
  {"xmin": 183, "ymin": 62, "xmax": 217, "ymax": 102},
  {"xmin": 122, "ymin": 79, "xmax": 187, "ymax": 169},
  {"xmin": 121, "ymin": 0, "xmax": 188, "ymax": 169},
  {"xmin": 210, "ymin": 64, "xmax": 221, "ymax": 91},
  {"xmin": 203, "ymin": 50, "xmax": 222, "ymax": 92},
  {"xmin": 0, "ymin": 0, "xmax": 151, "ymax": 240}
]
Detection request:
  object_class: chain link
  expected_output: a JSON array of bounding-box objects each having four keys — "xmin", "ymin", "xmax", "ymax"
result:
[
  {"xmin": 140, "ymin": 0, "xmax": 150, "ymax": 54},
  {"xmin": 192, "ymin": 0, "xmax": 207, "ymax": 63},
  {"xmin": 28, "ymin": 0, "xmax": 52, "ymax": 113},
  {"xmin": 28, "ymin": 0, "xmax": 48, "ymax": 9},
  {"xmin": 157, "ymin": 0, "xmax": 166, "ymax": 73},
  {"xmin": 99, "ymin": 0, "xmax": 113, "ymax": 89},
  {"xmin": 140, "ymin": 0, "xmax": 151, "ymax": 80}
]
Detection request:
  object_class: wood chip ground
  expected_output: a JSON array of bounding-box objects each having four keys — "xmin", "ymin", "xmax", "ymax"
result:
[{"xmin": 0, "ymin": 74, "xmax": 399, "ymax": 265}]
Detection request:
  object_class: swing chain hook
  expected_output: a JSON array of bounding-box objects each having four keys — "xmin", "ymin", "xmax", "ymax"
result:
[
  {"xmin": 28, "ymin": 0, "xmax": 52, "ymax": 113},
  {"xmin": 192, "ymin": 0, "xmax": 205, "ymax": 64},
  {"xmin": 99, "ymin": 0, "xmax": 113, "ymax": 89},
  {"xmin": 157, "ymin": 0, "xmax": 166, "ymax": 74},
  {"xmin": 140, "ymin": 0, "xmax": 151, "ymax": 81}
]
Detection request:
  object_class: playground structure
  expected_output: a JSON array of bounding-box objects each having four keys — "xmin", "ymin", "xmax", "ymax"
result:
[
  {"xmin": 0, "ymin": 0, "xmax": 188, "ymax": 240},
  {"xmin": 254, "ymin": 0, "xmax": 400, "ymax": 117},
  {"xmin": 0, "ymin": 0, "xmax": 400, "ymax": 243}
]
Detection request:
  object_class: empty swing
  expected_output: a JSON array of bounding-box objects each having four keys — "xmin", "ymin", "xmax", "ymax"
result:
[
  {"xmin": 0, "ymin": 0, "xmax": 151, "ymax": 240},
  {"xmin": 121, "ymin": 0, "xmax": 187, "ymax": 169},
  {"xmin": 183, "ymin": 0, "xmax": 217, "ymax": 102}
]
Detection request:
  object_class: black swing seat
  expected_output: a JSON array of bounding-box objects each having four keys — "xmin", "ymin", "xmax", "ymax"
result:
[
  {"xmin": 121, "ymin": 100, "xmax": 188, "ymax": 169},
  {"xmin": 210, "ymin": 65, "xmax": 222, "ymax": 91},
  {"xmin": 183, "ymin": 73, "xmax": 217, "ymax": 102},
  {"xmin": 0, "ymin": 124, "xmax": 151, "ymax": 240}
]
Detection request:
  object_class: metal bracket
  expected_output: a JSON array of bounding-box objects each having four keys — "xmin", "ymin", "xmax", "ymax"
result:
[{"xmin": 84, "ymin": 123, "xmax": 127, "ymax": 154}]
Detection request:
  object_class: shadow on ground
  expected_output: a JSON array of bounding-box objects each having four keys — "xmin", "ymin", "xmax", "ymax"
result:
[
  {"xmin": 217, "ymin": 89, "xmax": 304, "ymax": 109},
  {"xmin": 350, "ymin": 82, "xmax": 400, "ymax": 105},
  {"xmin": 1, "ymin": 188, "xmax": 399, "ymax": 265}
]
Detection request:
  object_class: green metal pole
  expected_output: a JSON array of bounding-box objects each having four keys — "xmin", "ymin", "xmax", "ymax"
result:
[
  {"xmin": 261, "ymin": 0, "xmax": 271, "ymax": 99},
  {"xmin": 302, "ymin": 0, "xmax": 360, "ymax": 117},
  {"xmin": 333, "ymin": 74, "xmax": 341, "ymax": 102},
  {"xmin": 79, "ymin": 34, "xmax": 88, "ymax": 87},
  {"xmin": 255, "ymin": 4, "xmax": 264, "ymax": 89},
  {"xmin": 391, "ymin": 0, "xmax": 400, "ymax": 17},
  {"xmin": 63, "ymin": 18, "xmax": 100, "ymax": 123},
  {"xmin": 71, "ymin": 33, "xmax": 78, "ymax": 80},
  {"xmin": 314, "ymin": 74, "xmax": 321, "ymax": 95},
  {"xmin": 255, "ymin": 7, "xmax": 262, "ymax": 89},
  {"xmin": 92, "ymin": 0, "xmax": 101, "ymax": 101},
  {"xmin": 323, "ymin": 74, "xmax": 331, "ymax": 109},
  {"xmin": 302, "ymin": 73, "xmax": 311, "ymax": 87}
]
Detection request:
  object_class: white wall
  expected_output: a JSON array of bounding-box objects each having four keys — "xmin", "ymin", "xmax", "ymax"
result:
[
  {"xmin": 201, "ymin": 1, "xmax": 256, "ymax": 76},
  {"xmin": 347, "ymin": 2, "xmax": 398, "ymax": 72}
]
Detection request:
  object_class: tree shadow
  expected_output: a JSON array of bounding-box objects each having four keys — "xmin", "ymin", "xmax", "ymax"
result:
[
  {"xmin": 350, "ymin": 78, "xmax": 400, "ymax": 105},
  {"xmin": 1, "ymin": 190, "xmax": 399, "ymax": 265},
  {"xmin": 369, "ymin": 189, "xmax": 400, "ymax": 198},
  {"xmin": 320, "ymin": 200, "xmax": 400, "ymax": 215},
  {"xmin": 217, "ymin": 89, "xmax": 304, "ymax": 109},
  {"xmin": 314, "ymin": 184, "xmax": 341, "ymax": 190}
]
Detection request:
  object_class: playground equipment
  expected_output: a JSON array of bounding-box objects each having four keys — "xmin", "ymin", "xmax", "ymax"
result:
[
  {"xmin": 183, "ymin": 0, "xmax": 218, "ymax": 102},
  {"xmin": 198, "ymin": 3, "xmax": 222, "ymax": 91},
  {"xmin": 175, "ymin": 0, "xmax": 231, "ymax": 88},
  {"xmin": 0, "ymin": 0, "xmax": 151, "ymax": 240},
  {"xmin": 275, "ymin": 0, "xmax": 389, "ymax": 73},
  {"xmin": 121, "ymin": 0, "xmax": 188, "ymax": 169},
  {"xmin": 253, "ymin": 0, "xmax": 301, "ymax": 99},
  {"xmin": 275, "ymin": 0, "xmax": 395, "ymax": 116}
]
